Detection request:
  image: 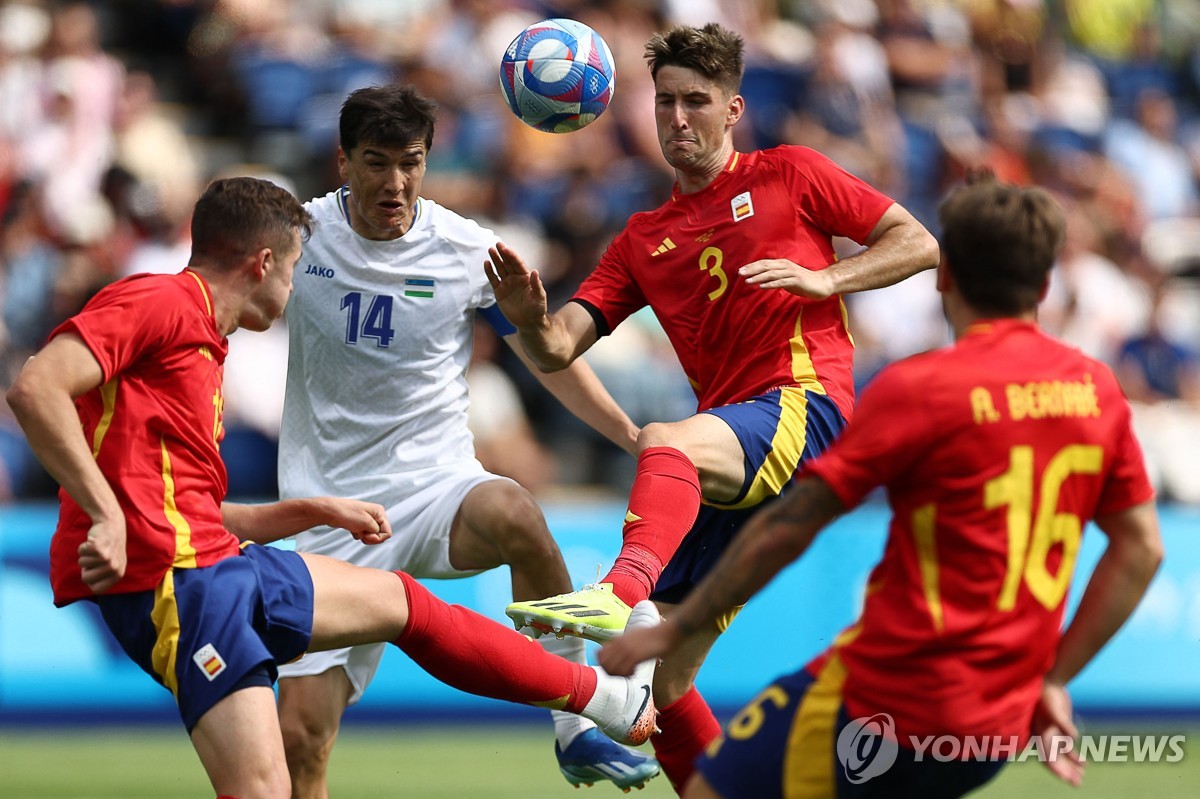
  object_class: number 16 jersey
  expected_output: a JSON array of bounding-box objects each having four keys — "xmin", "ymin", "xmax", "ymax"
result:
[{"xmin": 804, "ymin": 319, "xmax": 1155, "ymax": 743}]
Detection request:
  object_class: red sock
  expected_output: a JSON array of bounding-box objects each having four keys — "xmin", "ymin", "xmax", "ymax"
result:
[
  {"xmin": 604, "ymin": 447, "xmax": 701, "ymax": 606},
  {"xmin": 650, "ymin": 687, "xmax": 723, "ymax": 794},
  {"xmin": 392, "ymin": 571, "xmax": 597, "ymax": 713}
]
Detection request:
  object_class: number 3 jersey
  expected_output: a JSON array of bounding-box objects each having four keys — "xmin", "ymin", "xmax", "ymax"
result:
[
  {"xmin": 803, "ymin": 319, "xmax": 1155, "ymax": 742},
  {"xmin": 571, "ymin": 145, "xmax": 894, "ymax": 419},
  {"xmin": 279, "ymin": 189, "xmax": 499, "ymax": 502}
]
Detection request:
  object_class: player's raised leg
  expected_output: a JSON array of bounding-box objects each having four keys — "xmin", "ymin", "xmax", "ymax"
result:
[
  {"xmin": 448, "ymin": 480, "xmax": 660, "ymax": 789},
  {"xmin": 506, "ymin": 414, "xmax": 744, "ymax": 642},
  {"xmin": 301, "ymin": 553, "xmax": 660, "ymax": 746}
]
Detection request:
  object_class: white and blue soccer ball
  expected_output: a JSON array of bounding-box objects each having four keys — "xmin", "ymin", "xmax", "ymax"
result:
[{"xmin": 499, "ymin": 18, "xmax": 615, "ymax": 134}]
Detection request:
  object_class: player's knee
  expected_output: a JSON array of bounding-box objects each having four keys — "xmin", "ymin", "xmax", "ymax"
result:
[
  {"xmin": 636, "ymin": 421, "xmax": 678, "ymax": 451},
  {"xmin": 279, "ymin": 703, "xmax": 337, "ymax": 772},
  {"xmin": 488, "ymin": 490, "xmax": 554, "ymax": 554}
]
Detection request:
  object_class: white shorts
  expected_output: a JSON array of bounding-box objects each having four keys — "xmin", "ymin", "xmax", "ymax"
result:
[{"xmin": 277, "ymin": 462, "xmax": 514, "ymax": 703}]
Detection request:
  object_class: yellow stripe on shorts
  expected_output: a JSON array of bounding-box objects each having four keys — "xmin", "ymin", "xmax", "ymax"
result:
[{"xmin": 784, "ymin": 655, "xmax": 848, "ymax": 799}]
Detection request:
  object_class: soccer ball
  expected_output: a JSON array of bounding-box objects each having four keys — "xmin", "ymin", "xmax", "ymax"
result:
[{"xmin": 499, "ymin": 18, "xmax": 615, "ymax": 134}]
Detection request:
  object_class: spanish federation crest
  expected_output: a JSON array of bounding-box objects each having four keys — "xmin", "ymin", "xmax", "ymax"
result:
[{"xmin": 731, "ymin": 191, "xmax": 754, "ymax": 222}]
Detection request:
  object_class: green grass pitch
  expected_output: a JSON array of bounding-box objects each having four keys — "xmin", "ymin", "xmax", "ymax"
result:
[{"xmin": 0, "ymin": 723, "xmax": 1194, "ymax": 798}]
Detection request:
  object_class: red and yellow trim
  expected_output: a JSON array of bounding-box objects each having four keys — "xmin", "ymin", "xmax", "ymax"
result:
[
  {"xmin": 184, "ymin": 269, "xmax": 214, "ymax": 318},
  {"xmin": 161, "ymin": 437, "xmax": 198, "ymax": 568},
  {"xmin": 784, "ymin": 655, "xmax": 849, "ymax": 799},
  {"xmin": 90, "ymin": 378, "xmax": 119, "ymax": 458},
  {"xmin": 150, "ymin": 569, "xmax": 182, "ymax": 697}
]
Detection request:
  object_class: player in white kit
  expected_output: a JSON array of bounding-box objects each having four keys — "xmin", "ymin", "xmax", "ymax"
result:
[{"xmin": 276, "ymin": 85, "xmax": 659, "ymax": 795}]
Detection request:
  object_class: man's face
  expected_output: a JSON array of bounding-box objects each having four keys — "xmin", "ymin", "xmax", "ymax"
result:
[
  {"xmin": 242, "ymin": 228, "xmax": 301, "ymax": 332},
  {"xmin": 339, "ymin": 140, "xmax": 428, "ymax": 240},
  {"xmin": 652, "ymin": 65, "xmax": 740, "ymax": 173}
]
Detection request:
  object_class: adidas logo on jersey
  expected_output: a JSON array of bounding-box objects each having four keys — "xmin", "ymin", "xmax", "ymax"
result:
[{"xmin": 651, "ymin": 238, "xmax": 676, "ymax": 256}]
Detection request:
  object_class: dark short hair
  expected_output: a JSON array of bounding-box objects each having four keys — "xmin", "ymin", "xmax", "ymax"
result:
[
  {"xmin": 190, "ymin": 177, "xmax": 313, "ymax": 267},
  {"xmin": 644, "ymin": 23, "xmax": 745, "ymax": 95},
  {"xmin": 339, "ymin": 85, "xmax": 437, "ymax": 153},
  {"xmin": 938, "ymin": 175, "xmax": 1065, "ymax": 316}
]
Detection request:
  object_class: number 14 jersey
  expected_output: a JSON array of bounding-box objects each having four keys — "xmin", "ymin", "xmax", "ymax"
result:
[{"xmin": 279, "ymin": 189, "xmax": 499, "ymax": 502}]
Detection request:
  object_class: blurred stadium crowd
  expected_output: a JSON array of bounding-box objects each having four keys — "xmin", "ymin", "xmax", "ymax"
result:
[{"xmin": 1, "ymin": 0, "xmax": 1199, "ymax": 504}]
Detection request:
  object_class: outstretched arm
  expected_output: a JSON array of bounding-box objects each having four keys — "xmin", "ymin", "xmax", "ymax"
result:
[
  {"xmin": 6, "ymin": 334, "xmax": 126, "ymax": 593},
  {"xmin": 222, "ymin": 498, "xmax": 392, "ymax": 546},
  {"xmin": 740, "ymin": 203, "xmax": 939, "ymax": 299},
  {"xmin": 1031, "ymin": 500, "xmax": 1162, "ymax": 786},
  {"xmin": 599, "ymin": 476, "xmax": 845, "ymax": 675},
  {"xmin": 504, "ymin": 335, "xmax": 639, "ymax": 456},
  {"xmin": 485, "ymin": 242, "xmax": 598, "ymax": 371}
]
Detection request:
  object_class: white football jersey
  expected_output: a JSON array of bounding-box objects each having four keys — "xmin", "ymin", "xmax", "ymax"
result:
[{"xmin": 278, "ymin": 188, "xmax": 499, "ymax": 501}]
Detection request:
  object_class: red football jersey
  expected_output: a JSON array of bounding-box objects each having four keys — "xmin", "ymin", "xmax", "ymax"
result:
[
  {"xmin": 48, "ymin": 270, "xmax": 240, "ymax": 605},
  {"xmin": 572, "ymin": 146, "xmax": 893, "ymax": 417},
  {"xmin": 804, "ymin": 319, "xmax": 1154, "ymax": 742}
]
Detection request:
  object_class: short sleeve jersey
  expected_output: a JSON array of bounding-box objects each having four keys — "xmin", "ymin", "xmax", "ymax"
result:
[
  {"xmin": 803, "ymin": 319, "xmax": 1154, "ymax": 742},
  {"xmin": 48, "ymin": 270, "xmax": 240, "ymax": 605},
  {"xmin": 278, "ymin": 190, "xmax": 500, "ymax": 501},
  {"xmin": 572, "ymin": 146, "xmax": 893, "ymax": 416}
]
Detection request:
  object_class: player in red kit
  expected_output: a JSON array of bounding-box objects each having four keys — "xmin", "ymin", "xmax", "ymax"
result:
[
  {"xmin": 491, "ymin": 22, "xmax": 938, "ymax": 791},
  {"xmin": 600, "ymin": 175, "xmax": 1164, "ymax": 798},
  {"xmin": 6, "ymin": 177, "xmax": 659, "ymax": 799}
]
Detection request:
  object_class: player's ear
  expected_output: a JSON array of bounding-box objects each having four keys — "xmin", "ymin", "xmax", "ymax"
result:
[
  {"xmin": 935, "ymin": 256, "xmax": 952, "ymax": 294},
  {"xmin": 1036, "ymin": 275, "xmax": 1050, "ymax": 303},
  {"xmin": 336, "ymin": 146, "xmax": 349, "ymax": 180},
  {"xmin": 727, "ymin": 94, "xmax": 745, "ymax": 127},
  {"xmin": 252, "ymin": 247, "xmax": 272, "ymax": 282}
]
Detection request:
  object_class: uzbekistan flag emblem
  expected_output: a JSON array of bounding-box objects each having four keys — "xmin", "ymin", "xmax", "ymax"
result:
[{"xmin": 404, "ymin": 278, "xmax": 435, "ymax": 299}]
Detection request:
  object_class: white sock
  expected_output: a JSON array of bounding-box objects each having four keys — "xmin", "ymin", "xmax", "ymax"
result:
[
  {"xmin": 533, "ymin": 630, "xmax": 596, "ymax": 748},
  {"xmin": 580, "ymin": 665, "xmax": 625, "ymax": 726}
]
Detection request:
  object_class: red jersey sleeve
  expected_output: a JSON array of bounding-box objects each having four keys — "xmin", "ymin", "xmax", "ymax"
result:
[
  {"xmin": 776, "ymin": 146, "xmax": 894, "ymax": 244},
  {"xmin": 573, "ymin": 227, "xmax": 649, "ymax": 334},
  {"xmin": 51, "ymin": 275, "xmax": 181, "ymax": 381},
  {"xmin": 1095, "ymin": 379, "xmax": 1156, "ymax": 515},
  {"xmin": 803, "ymin": 360, "xmax": 932, "ymax": 507}
]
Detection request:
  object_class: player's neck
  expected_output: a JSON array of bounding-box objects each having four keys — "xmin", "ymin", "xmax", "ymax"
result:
[
  {"xmin": 952, "ymin": 309, "xmax": 1038, "ymax": 340},
  {"xmin": 675, "ymin": 144, "xmax": 735, "ymax": 195}
]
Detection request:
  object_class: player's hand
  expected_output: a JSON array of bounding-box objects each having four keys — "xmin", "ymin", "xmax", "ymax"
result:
[
  {"xmin": 324, "ymin": 499, "xmax": 392, "ymax": 545},
  {"xmin": 485, "ymin": 242, "xmax": 549, "ymax": 329},
  {"xmin": 739, "ymin": 259, "xmax": 836, "ymax": 299},
  {"xmin": 596, "ymin": 620, "xmax": 682, "ymax": 676},
  {"xmin": 79, "ymin": 518, "xmax": 127, "ymax": 593},
  {"xmin": 1032, "ymin": 680, "xmax": 1084, "ymax": 787}
]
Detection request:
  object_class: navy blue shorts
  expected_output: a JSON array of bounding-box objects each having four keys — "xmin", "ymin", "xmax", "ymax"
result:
[
  {"xmin": 698, "ymin": 665, "xmax": 1006, "ymax": 799},
  {"xmin": 651, "ymin": 388, "xmax": 845, "ymax": 605},
  {"xmin": 93, "ymin": 544, "xmax": 314, "ymax": 731}
]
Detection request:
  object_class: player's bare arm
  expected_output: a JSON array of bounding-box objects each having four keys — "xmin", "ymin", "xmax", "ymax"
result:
[
  {"xmin": 222, "ymin": 498, "xmax": 393, "ymax": 546},
  {"xmin": 1047, "ymin": 501, "xmax": 1162, "ymax": 687},
  {"xmin": 599, "ymin": 476, "xmax": 845, "ymax": 676},
  {"xmin": 504, "ymin": 334, "xmax": 639, "ymax": 455},
  {"xmin": 739, "ymin": 203, "xmax": 939, "ymax": 299},
  {"xmin": 485, "ymin": 242, "xmax": 596, "ymax": 370},
  {"xmin": 1030, "ymin": 501, "xmax": 1160, "ymax": 786},
  {"xmin": 6, "ymin": 334, "xmax": 127, "ymax": 592}
]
